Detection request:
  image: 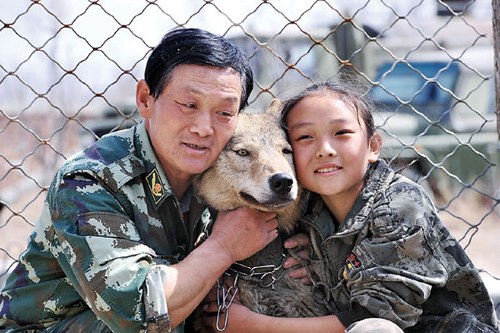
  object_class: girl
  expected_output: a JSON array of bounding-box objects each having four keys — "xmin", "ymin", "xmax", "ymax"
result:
[
  {"xmin": 204, "ymin": 81, "xmax": 498, "ymax": 332},
  {"xmin": 280, "ymin": 80, "xmax": 498, "ymax": 332}
]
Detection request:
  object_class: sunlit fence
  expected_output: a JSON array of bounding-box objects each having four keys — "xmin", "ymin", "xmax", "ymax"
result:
[{"xmin": 1, "ymin": 0, "xmax": 499, "ymax": 307}]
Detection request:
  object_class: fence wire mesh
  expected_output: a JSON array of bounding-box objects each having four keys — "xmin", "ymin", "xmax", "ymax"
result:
[{"xmin": 0, "ymin": 0, "xmax": 499, "ymax": 299}]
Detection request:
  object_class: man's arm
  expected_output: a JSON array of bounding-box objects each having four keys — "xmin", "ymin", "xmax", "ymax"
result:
[
  {"xmin": 51, "ymin": 173, "xmax": 277, "ymax": 331},
  {"xmin": 163, "ymin": 207, "xmax": 278, "ymax": 327}
]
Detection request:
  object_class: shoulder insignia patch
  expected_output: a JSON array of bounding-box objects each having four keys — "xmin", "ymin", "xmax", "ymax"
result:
[
  {"xmin": 146, "ymin": 168, "xmax": 165, "ymax": 204},
  {"xmin": 343, "ymin": 252, "xmax": 363, "ymax": 280}
]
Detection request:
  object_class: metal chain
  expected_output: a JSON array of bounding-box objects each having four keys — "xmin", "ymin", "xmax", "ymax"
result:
[
  {"xmin": 228, "ymin": 252, "xmax": 287, "ymax": 288},
  {"xmin": 216, "ymin": 273, "xmax": 239, "ymax": 332},
  {"xmin": 215, "ymin": 252, "xmax": 287, "ymax": 331},
  {"xmin": 287, "ymin": 247, "xmax": 337, "ymax": 313},
  {"xmin": 304, "ymin": 263, "xmax": 337, "ymax": 313}
]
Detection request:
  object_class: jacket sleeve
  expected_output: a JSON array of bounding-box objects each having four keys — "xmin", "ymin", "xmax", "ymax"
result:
[
  {"xmin": 344, "ymin": 180, "xmax": 449, "ymax": 329},
  {"xmin": 48, "ymin": 171, "xmax": 171, "ymax": 333}
]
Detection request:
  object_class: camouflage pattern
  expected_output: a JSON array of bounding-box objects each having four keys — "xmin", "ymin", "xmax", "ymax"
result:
[
  {"xmin": 0, "ymin": 122, "xmax": 213, "ymax": 333},
  {"xmin": 301, "ymin": 160, "xmax": 499, "ymax": 332}
]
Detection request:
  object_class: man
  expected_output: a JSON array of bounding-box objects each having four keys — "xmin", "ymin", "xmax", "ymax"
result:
[{"xmin": 0, "ymin": 28, "xmax": 304, "ymax": 333}]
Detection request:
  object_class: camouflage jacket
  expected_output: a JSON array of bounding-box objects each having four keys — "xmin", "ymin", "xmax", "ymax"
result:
[
  {"xmin": 0, "ymin": 122, "xmax": 212, "ymax": 333},
  {"xmin": 301, "ymin": 160, "xmax": 499, "ymax": 332}
]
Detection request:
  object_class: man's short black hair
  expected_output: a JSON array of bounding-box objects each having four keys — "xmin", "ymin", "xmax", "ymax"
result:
[{"xmin": 145, "ymin": 27, "xmax": 254, "ymax": 111}]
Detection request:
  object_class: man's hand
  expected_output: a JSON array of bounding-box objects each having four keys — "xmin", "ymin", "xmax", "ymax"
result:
[
  {"xmin": 283, "ymin": 233, "xmax": 312, "ymax": 285},
  {"xmin": 211, "ymin": 207, "xmax": 278, "ymax": 262}
]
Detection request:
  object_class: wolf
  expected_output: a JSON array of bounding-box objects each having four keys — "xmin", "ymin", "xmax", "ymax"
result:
[{"xmin": 192, "ymin": 100, "xmax": 330, "ymax": 326}]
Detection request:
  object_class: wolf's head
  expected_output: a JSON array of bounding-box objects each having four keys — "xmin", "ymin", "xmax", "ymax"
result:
[{"xmin": 193, "ymin": 100, "xmax": 302, "ymax": 233}]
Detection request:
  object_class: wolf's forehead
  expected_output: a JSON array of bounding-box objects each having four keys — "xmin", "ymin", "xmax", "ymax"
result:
[
  {"xmin": 232, "ymin": 127, "xmax": 287, "ymax": 145},
  {"xmin": 227, "ymin": 132, "xmax": 263, "ymax": 147},
  {"xmin": 231, "ymin": 113, "xmax": 288, "ymax": 146},
  {"xmin": 236, "ymin": 118, "xmax": 283, "ymax": 135}
]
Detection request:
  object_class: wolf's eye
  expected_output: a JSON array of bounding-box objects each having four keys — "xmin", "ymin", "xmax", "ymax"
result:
[
  {"xmin": 283, "ymin": 147, "xmax": 292, "ymax": 155},
  {"xmin": 236, "ymin": 149, "xmax": 249, "ymax": 156}
]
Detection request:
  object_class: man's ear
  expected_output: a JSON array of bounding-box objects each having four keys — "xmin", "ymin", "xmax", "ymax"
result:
[
  {"xmin": 368, "ymin": 132, "xmax": 382, "ymax": 163},
  {"xmin": 266, "ymin": 98, "xmax": 282, "ymax": 115},
  {"xmin": 136, "ymin": 80, "xmax": 152, "ymax": 117}
]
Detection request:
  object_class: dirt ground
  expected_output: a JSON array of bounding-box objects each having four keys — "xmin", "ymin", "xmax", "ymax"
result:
[{"xmin": 438, "ymin": 191, "xmax": 500, "ymax": 277}]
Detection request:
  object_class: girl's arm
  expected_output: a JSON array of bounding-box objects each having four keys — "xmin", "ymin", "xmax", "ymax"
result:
[{"xmin": 203, "ymin": 301, "xmax": 345, "ymax": 333}]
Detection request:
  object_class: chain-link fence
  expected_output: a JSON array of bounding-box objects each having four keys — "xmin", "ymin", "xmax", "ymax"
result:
[{"xmin": 1, "ymin": 0, "xmax": 499, "ymax": 305}]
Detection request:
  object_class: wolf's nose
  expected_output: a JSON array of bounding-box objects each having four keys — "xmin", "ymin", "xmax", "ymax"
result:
[{"xmin": 270, "ymin": 173, "xmax": 294, "ymax": 196}]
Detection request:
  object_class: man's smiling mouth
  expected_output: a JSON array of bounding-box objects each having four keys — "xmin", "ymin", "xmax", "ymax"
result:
[{"xmin": 185, "ymin": 143, "xmax": 207, "ymax": 150}]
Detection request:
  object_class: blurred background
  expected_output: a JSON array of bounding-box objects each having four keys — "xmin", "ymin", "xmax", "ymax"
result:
[{"xmin": 0, "ymin": 0, "xmax": 499, "ymax": 310}]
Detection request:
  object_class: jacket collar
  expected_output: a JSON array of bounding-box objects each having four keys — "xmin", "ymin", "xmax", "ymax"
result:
[
  {"xmin": 305, "ymin": 160, "xmax": 395, "ymax": 236},
  {"xmin": 135, "ymin": 121, "xmax": 173, "ymax": 208},
  {"xmin": 342, "ymin": 160, "xmax": 394, "ymax": 230}
]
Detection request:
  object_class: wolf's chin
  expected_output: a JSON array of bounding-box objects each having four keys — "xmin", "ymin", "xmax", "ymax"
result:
[{"xmin": 239, "ymin": 192, "xmax": 294, "ymax": 211}]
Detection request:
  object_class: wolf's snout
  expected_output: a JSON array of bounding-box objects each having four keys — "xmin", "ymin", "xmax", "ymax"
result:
[{"xmin": 270, "ymin": 173, "xmax": 294, "ymax": 196}]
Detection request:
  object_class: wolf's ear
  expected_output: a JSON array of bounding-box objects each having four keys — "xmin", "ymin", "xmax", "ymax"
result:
[{"xmin": 267, "ymin": 98, "xmax": 282, "ymax": 115}]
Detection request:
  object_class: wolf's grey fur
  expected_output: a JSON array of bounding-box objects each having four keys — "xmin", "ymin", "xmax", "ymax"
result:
[{"xmin": 193, "ymin": 100, "xmax": 329, "ymax": 319}]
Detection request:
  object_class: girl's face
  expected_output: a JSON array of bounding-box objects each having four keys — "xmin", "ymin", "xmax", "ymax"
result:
[{"xmin": 286, "ymin": 93, "xmax": 381, "ymax": 212}]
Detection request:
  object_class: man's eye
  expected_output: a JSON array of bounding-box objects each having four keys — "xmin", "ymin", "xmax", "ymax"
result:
[
  {"xmin": 175, "ymin": 100, "xmax": 197, "ymax": 110},
  {"xmin": 218, "ymin": 111, "xmax": 235, "ymax": 117}
]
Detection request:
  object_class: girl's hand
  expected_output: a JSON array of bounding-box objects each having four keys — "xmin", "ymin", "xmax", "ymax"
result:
[
  {"xmin": 202, "ymin": 295, "xmax": 256, "ymax": 333},
  {"xmin": 283, "ymin": 233, "xmax": 312, "ymax": 285}
]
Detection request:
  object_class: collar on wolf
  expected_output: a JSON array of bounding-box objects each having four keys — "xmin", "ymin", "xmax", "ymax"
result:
[{"xmin": 227, "ymin": 252, "xmax": 288, "ymax": 289}]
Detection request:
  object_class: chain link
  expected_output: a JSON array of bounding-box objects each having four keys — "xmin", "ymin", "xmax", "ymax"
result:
[
  {"xmin": 228, "ymin": 252, "xmax": 287, "ymax": 288},
  {"xmin": 215, "ymin": 252, "xmax": 288, "ymax": 331},
  {"xmin": 216, "ymin": 273, "xmax": 239, "ymax": 332},
  {"xmin": 303, "ymin": 263, "xmax": 337, "ymax": 313},
  {"xmin": 287, "ymin": 247, "xmax": 337, "ymax": 313}
]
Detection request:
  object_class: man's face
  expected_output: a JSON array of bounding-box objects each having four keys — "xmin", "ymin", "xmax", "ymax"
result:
[{"xmin": 138, "ymin": 64, "xmax": 242, "ymax": 184}]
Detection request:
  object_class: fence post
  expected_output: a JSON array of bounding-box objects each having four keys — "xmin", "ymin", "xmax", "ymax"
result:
[{"xmin": 494, "ymin": 0, "xmax": 500, "ymax": 139}]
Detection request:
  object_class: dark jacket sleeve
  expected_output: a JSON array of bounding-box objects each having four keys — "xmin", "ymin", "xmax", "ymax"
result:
[{"xmin": 344, "ymin": 180, "xmax": 448, "ymax": 329}]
